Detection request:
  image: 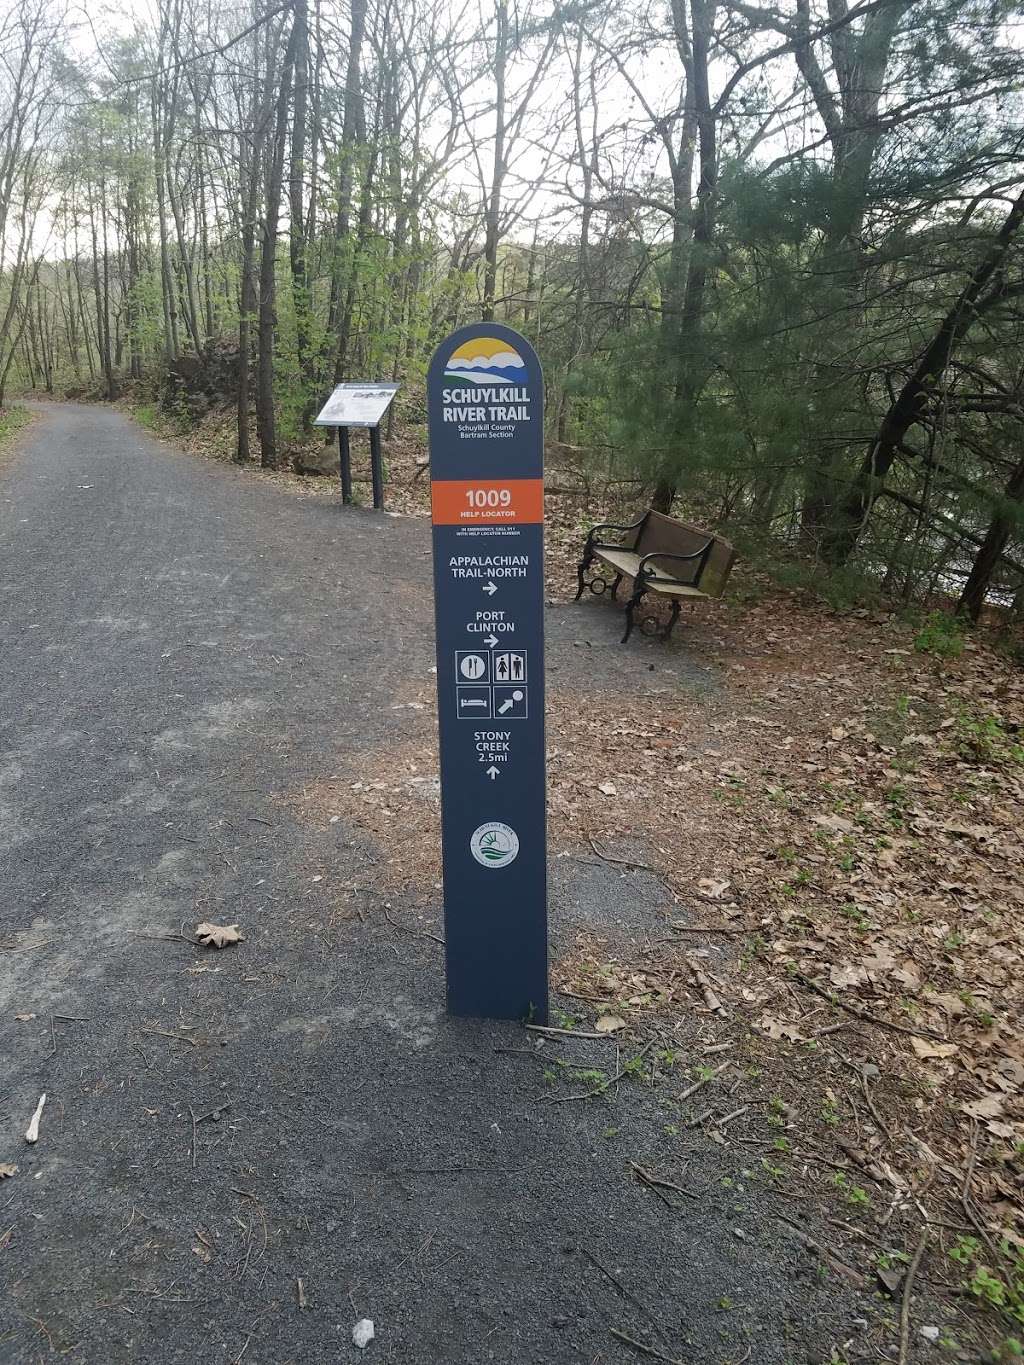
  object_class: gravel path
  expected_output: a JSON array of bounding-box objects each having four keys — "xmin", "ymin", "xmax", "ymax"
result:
[{"xmin": 0, "ymin": 404, "xmax": 864, "ymax": 1364}]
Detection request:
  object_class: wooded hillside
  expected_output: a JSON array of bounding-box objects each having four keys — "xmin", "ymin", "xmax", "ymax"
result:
[{"xmin": 2, "ymin": 0, "xmax": 1024, "ymax": 619}]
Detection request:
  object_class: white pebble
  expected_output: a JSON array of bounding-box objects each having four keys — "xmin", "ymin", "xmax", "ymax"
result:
[{"xmin": 352, "ymin": 1319, "xmax": 374, "ymax": 1349}]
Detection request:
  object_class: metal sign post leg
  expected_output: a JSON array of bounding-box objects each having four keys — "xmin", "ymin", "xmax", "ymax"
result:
[
  {"xmin": 369, "ymin": 425, "xmax": 384, "ymax": 511},
  {"xmin": 338, "ymin": 427, "xmax": 353, "ymax": 504}
]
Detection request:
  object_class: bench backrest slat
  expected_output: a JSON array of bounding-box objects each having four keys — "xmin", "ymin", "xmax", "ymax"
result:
[{"xmin": 635, "ymin": 511, "xmax": 735, "ymax": 598}]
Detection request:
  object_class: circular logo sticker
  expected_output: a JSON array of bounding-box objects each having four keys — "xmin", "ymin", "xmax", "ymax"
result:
[{"xmin": 470, "ymin": 822, "xmax": 520, "ymax": 869}]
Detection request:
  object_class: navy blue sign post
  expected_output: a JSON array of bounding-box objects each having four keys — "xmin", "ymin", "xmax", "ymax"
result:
[{"xmin": 427, "ymin": 323, "xmax": 548, "ymax": 1023}]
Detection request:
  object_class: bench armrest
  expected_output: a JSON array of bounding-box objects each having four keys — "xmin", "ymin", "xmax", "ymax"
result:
[
  {"xmin": 584, "ymin": 515, "xmax": 647, "ymax": 552},
  {"xmin": 638, "ymin": 539, "xmax": 714, "ymax": 585}
]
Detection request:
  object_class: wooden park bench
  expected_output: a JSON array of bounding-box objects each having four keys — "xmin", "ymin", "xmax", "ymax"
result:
[{"xmin": 574, "ymin": 510, "xmax": 735, "ymax": 642}]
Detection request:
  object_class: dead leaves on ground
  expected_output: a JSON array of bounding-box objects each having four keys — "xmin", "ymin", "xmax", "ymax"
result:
[
  {"xmin": 548, "ymin": 585, "xmax": 1024, "ymax": 1255},
  {"xmin": 0, "ymin": 1164, "xmax": 17, "ymax": 1179},
  {"xmin": 196, "ymin": 922, "xmax": 244, "ymax": 949}
]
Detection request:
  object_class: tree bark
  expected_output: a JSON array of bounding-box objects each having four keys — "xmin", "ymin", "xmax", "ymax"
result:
[
  {"xmin": 957, "ymin": 454, "xmax": 1024, "ymax": 621},
  {"xmin": 256, "ymin": 14, "xmax": 299, "ymax": 470},
  {"xmin": 824, "ymin": 184, "xmax": 1024, "ymax": 563}
]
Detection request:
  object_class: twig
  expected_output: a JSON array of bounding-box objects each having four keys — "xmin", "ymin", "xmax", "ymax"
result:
[
  {"xmin": 0, "ymin": 939, "xmax": 53, "ymax": 953},
  {"xmin": 630, "ymin": 1162, "xmax": 699, "ymax": 1201},
  {"xmin": 775, "ymin": 1215, "xmax": 866, "ymax": 1288},
  {"xmin": 861, "ymin": 1069, "xmax": 894, "ymax": 1144},
  {"xmin": 718, "ymin": 1104, "xmax": 749, "ymax": 1127},
  {"xmin": 589, "ymin": 838, "xmax": 655, "ymax": 872},
  {"xmin": 296, "ymin": 1278, "xmax": 307, "ymax": 1309},
  {"xmin": 582, "ymin": 1248, "xmax": 662, "ymax": 1330},
  {"xmin": 667, "ymin": 924, "xmax": 749, "ymax": 936},
  {"xmin": 555, "ymin": 989, "xmax": 614, "ymax": 1005},
  {"xmin": 382, "ymin": 905, "xmax": 445, "ymax": 947},
  {"xmin": 898, "ymin": 1227, "xmax": 929, "ymax": 1365},
  {"xmin": 141, "ymin": 1028, "xmax": 201, "ymax": 1046},
  {"xmin": 525, "ymin": 1025, "xmax": 614, "ymax": 1040},
  {"xmin": 546, "ymin": 1039, "xmax": 656, "ymax": 1104},
  {"xmin": 125, "ymin": 930, "xmax": 195, "ymax": 944},
  {"xmin": 609, "ymin": 1326, "xmax": 687, "ymax": 1364},
  {"xmin": 678, "ymin": 1061, "xmax": 729, "ymax": 1102},
  {"xmin": 794, "ymin": 973, "xmax": 944, "ymax": 1040},
  {"xmin": 247, "ymin": 817, "xmax": 273, "ymax": 826},
  {"xmin": 961, "ymin": 1120, "xmax": 1000, "ymax": 1259}
]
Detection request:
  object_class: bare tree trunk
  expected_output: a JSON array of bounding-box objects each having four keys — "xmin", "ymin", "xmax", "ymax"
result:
[
  {"xmin": 824, "ymin": 184, "xmax": 1024, "ymax": 563},
  {"xmin": 256, "ymin": 14, "xmax": 298, "ymax": 470},
  {"xmin": 958, "ymin": 454, "xmax": 1024, "ymax": 621}
]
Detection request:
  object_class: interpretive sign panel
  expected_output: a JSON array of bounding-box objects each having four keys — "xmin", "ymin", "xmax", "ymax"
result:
[
  {"xmin": 427, "ymin": 323, "xmax": 548, "ymax": 1022},
  {"xmin": 313, "ymin": 382, "xmax": 398, "ymax": 429}
]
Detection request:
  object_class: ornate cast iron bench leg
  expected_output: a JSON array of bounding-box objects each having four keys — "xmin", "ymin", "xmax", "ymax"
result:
[
  {"xmin": 574, "ymin": 547, "xmax": 593, "ymax": 600},
  {"xmin": 610, "ymin": 572, "xmax": 623, "ymax": 600},
  {"xmin": 621, "ymin": 582, "xmax": 647, "ymax": 643},
  {"xmin": 662, "ymin": 600, "xmax": 681, "ymax": 640}
]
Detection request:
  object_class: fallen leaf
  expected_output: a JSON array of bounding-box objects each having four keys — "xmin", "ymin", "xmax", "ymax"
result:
[
  {"xmin": 14, "ymin": 1013, "xmax": 35, "ymax": 1022},
  {"xmin": 698, "ymin": 878, "xmax": 730, "ymax": 899},
  {"xmin": 814, "ymin": 813, "xmax": 855, "ymax": 835},
  {"xmin": 0, "ymin": 1164, "xmax": 16, "ymax": 1179},
  {"xmin": 595, "ymin": 1013, "xmax": 626, "ymax": 1034},
  {"xmin": 597, "ymin": 781, "xmax": 617, "ymax": 796},
  {"xmin": 877, "ymin": 1264, "xmax": 905, "ymax": 1295},
  {"xmin": 985, "ymin": 1121, "xmax": 1018, "ymax": 1140},
  {"xmin": 759, "ymin": 1014, "xmax": 806, "ymax": 1043},
  {"xmin": 911, "ymin": 1038, "xmax": 958, "ymax": 1061},
  {"xmin": 830, "ymin": 962, "xmax": 867, "ymax": 990},
  {"xmin": 195, "ymin": 922, "xmax": 244, "ymax": 949},
  {"xmin": 962, "ymin": 1093, "xmax": 1005, "ymax": 1121}
]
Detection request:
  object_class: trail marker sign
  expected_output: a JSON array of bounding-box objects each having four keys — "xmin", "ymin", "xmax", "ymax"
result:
[{"xmin": 427, "ymin": 323, "xmax": 548, "ymax": 1023}]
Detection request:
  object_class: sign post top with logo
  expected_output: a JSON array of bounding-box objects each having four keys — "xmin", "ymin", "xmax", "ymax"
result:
[{"xmin": 427, "ymin": 323, "xmax": 548, "ymax": 1024}]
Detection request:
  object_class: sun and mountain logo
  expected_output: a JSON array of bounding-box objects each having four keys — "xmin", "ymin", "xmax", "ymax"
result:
[{"xmin": 445, "ymin": 337, "xmax": 527, "ymax": 387}]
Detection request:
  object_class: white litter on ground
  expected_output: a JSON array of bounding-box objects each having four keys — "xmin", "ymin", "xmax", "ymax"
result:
[{"xmin": 352, "ymin": 1319, "xmax": 374, "ymax": 1349}]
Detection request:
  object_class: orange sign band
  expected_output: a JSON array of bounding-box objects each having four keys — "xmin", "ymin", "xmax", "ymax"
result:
[{"xmin": 431, "ymin": 478, "xmax": 544, "ymax": 526}]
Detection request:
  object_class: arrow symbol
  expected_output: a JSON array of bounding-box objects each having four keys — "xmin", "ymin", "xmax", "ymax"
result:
[
  {"xmin": 486, "ymin": 765, "xmax": 500, "ymax": 780},
  {"xmin": 484, "ymin": 633, "xmax": 499, "ymax": 648},
  {"xmin": 482, "ymin": 582, "xmax": 498, "ymax": 596}
]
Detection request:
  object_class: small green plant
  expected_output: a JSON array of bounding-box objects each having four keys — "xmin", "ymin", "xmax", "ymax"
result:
[
  {"xmin": 949, "ymin": 1237, "xmax": 1024, "ymax": 1327},
  {"xmin": 914, "ymin": 610, "xmax": 965, "ymax": 659},
  {"xmin": 570, "ymin": 1067, "xmax": 608, "ymax": 1088},
  {"xmin": 955, "ymin": 709, "xmax": 1024, "ymax": 766},
  {"xmin": 840, "ymin": 902, "xmax": 870, "ymax": 930},
  {"xmin": 767, "ymin": 1097, "xmax": 787, "ymax": 1129},
  {"xmin": 821, "ymin": 1098, "xmax": 840, "ymax": 1126}
]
